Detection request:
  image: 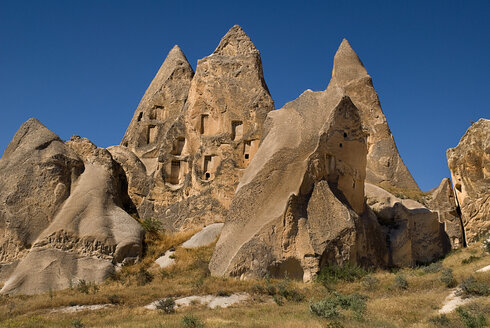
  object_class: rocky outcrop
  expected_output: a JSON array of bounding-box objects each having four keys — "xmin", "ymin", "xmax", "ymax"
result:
[
  {"xmin": 209, "ymin": 78, "xmax": 387, "ymax": 281},
  {"xmin": 331, "ymin": 40, "xmax": 420, "ymax": 192},
  {"xmin": 365, "ymin": 183, "xmax": 447, "ymax": 266},
  {"xmin": 427, "ymin": 178, "xmax": 464, "ymax": 249},
  {"xmin": 0, "ymin": 124, "xmax": 144, "ymax": 295},
  {"xmin": 115, "ymin": 25, "xmax": 274, "ymax": 231},
  {"xmin": 0, "ymin": 119, "xmax": 84, "ymax": 264},
  {"xmin": 447, "ymin": 119, "xmax": 489, "ymax": 243}
]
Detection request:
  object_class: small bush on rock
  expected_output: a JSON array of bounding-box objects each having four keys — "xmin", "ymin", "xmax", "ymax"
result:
[{"xmin": 156, "ymin": 297, "xmax": 175, "ymax": 314}]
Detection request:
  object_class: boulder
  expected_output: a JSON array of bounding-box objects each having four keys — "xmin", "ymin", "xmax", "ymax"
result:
[
  {"xmin": 331, "ymin": 40, "xmax": 420, "ymax": 191},
  {"xmin": 365, "ymin": 183, "xmax": 447, "ymax": 266},
  {"xmin": 447, "ymin": 118, "xmax": 489, "ymax": 243},
  {"xmin": 209, "ymin": 79, "xmax": 387, "ymax": 281},
  {"xmin": 427, "ymin": 178, "xmax": 464, "ymax": 249}
]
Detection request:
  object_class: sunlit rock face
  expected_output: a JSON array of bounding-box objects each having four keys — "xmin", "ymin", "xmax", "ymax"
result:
[
  {"xmin": 447, "ymin": 119, "xmax": 490, "ymax": 244},
  {"xmin": 0, "ymin": 123, "xmax": 144, "ymax": 295},
  {"xmin": 115, "ymin": 25, "xmax": 274, "ymax": 231}
]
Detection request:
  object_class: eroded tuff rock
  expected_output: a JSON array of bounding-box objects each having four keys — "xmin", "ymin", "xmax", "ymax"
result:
[
  {"xmin": 427, "ymin": 178, "xmax": 464, "ymax": 249},
  {"xmin": 209, "ymin": 80, "xmax": 387, "ymax": 282},
  {"xmin": 0, "ymin": 128, "xmax": 144, "ymax": 295},
  {"xmin": 365, "ymin": 183, "xmax": 448, "ymax": 267},
  {"xmin": 115, "ymin": 25, "xmax": 274, "ymax": 230},
  {"xmin": 331, "ymin": 40, "xmax": 419, "ymax": 191},
  {"xmin": 447, "ymin": 119, "xmax": 489, "ymax": 243},
  {"xmin": 121, "ymin": 45, "xmax": 194, "ymax": 174},
  {"xmin": 0, "ymin": 119, "xmax": 84, "ymax": 265}
]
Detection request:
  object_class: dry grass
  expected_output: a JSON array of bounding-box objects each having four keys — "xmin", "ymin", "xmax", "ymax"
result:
[{"xmin": 0, "ymin": 232, "xmax": 489, "ymax": 328}]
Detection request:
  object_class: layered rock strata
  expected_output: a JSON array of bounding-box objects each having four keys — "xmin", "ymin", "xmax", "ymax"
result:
[{"xmin": 447, "ymin": 119, "xmax": 489, "ymax": 243}]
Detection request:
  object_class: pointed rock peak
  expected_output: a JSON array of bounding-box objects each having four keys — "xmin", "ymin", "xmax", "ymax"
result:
[
  {"xmin": 2, "ymin": 118, "xmax": 60, "ymax": 158},
  {"xmin": 213, "ymin": 25, "xmax": 258, "ymax": 56},
  {"xmin": 332, "ymin": 38, "xmax": 369, "ymax": 84},
  {"xmin": 161, "ymin": 44, "xmax": 192, "ymax": 71}
]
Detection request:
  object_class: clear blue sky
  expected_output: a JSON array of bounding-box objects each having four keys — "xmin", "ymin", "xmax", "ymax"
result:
[{"xmin": 1, "ymin": 0, "xmax": 489, "ymax": 191}]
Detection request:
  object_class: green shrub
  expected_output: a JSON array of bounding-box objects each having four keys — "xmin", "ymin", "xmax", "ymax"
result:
[
  {"xmin": 276, "ymin": 280, "xmax": 305, "ymax": 302},
  {"xmin": 309, "ymin": 292, "xmax": 368, "ymax": 321},
  {"xmin": 317, "ymin": 264, "xmax": 368, "ymax": 287},
  {"xmin": 428, "ymin": 314, "xmax": 450, "ymax": 326},
  {"xmin": 141, "ymin": 217, "xmax": 163, "ymax": 234},
  {"xmin": 136, "ymin": 267, "xmax": 154, "ymax": 286},
  {"xmin": 108, "ymin": 294, "xmax": 121, "ymax": 305},
  {"xmin": 423, "ymin": 262, "xmax": 443, "ymax": 274},
  {"xmin": 156, "ymin": 297, "xmax": 175, "ymax": 314},
  {"xmin": 462, "ymin": 256, "xmax": 480, "ymax": 265},
  {"xmin": 71, "ymin": 319, "xmax": 85, "ymax": 328},
  {"xmin": 182, "ymin": 314, "xmax": 205, "ymax": 328},
  {"xmin": 440, "ymin": 268, "xmax": 457, "ymax": 288},
  {"xmin": 273, "ymin": 294, "xmax": 284, "ymax": 306},
  {"xmin": 361, "ymin": 275, "xmax": 379, "ymax": 291},
  {"xmin": 456, "ymin": 307, "xmax": 487, "ymax": 328},
  {"xmin": 393, "ymin": 274, "xmax": 408, "ymax": 290},
  {"xmin": 458, "ymin": 276, "xmax": 490, "ymax": 297}
]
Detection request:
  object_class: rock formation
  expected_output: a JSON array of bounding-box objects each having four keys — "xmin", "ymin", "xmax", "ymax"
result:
[
  {"xmin": 427, "ymin": 178, "xmax": 465, "ymax": 249},
  {"xmin": 366, "ymin": 183, "xmax": 447, "ymax": 266},
  {"xmin": 331, "ymin": 40, "xmax": 420, "ymax": 192},
  {"xmin": 210, "ymin": 39, "xmax": 447, "ymax": 281},
  {"xmin": 447, "ymin": 119, "xmax": 489, "ymax": 243},
  {"xmin": 115, "ymin": 25, "xmax": 274, "ymax": 230},
  {"xmin": 209, "ymin": 80, "xmax": 388, "ymax": 281},
  {"xmin": 0, "ymin": 122, "xmax": 144, "ymax": 295}
]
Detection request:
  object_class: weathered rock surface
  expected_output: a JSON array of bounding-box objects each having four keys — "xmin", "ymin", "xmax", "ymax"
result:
[
  {"xmin": 182, "ymin": 223, "xmax": 224, "ymax": 248},
  {"xmin": 210, "ymin": 78, "xmax": 387, "ymax": 281},
  {"xmin": 331, "ymin": 40, "xmax": 419, "ymax": 191},
  {"xmin": 0, "ymin": 119, "xmax": 84, "ymax": 264},
  {"xmin": 0, "ymin": 127, "xmax": 144, "ymax": 295},
  {"xmin": 115, "ymin": 25, "xmax": 274, "ymax": 231},
  {"xmin": 427, "ymin": 178, "xmax": 464, "ymax": 249},
  {"xmin": 121, "ymin": 45, "xmax": 194, "ymax": 175},
  {"xmin": 365, "ymin": 183, "xmax": 447, "ymax": 266},
  {"xmin": 447, "ymin": 119, "xmax": 489, "ymax": 243}
]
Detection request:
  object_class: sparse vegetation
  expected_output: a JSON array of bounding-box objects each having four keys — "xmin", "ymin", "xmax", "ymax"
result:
[
  {"xmin": 0, "ymin": 231, "xmax": 488, "ymax": 328},
  {"xmin": 441, "ymin": 268, "xmax": 458, "ymax": 288},
  {"xmin": 71, "ymin": 319, "xmax": 85, "ymax": 328},
  {"xmin": 457, "ymin": 307, "xmax": 487, "ymax": 328},
  {"xmin": 76, "ymin": 280, "xmax": 98, "ymax": 294},
  {"xmin": 317, "ymin": 263, "xmax": 369, "ymax": 287},
  {"xmin": 393, "ymin": 274, "xmax": 408, "ymax": 290},
  {"xmin": 155, "ymin": 297, "xmax": 176, "ymax": 314},
  {"xmin": 458, "ymin": 276, "xmax": 490, "ymax": 297},
  {"xmin": 140, "ymin": 217, "xmax": 163, "ymax": 234},
  {"xmin": 182, "ymin": 314, "xmax": 205, "ymax": 328},
  {"xmin": 462, "ymin": 256, "xmax": 481, "ymax": 265},
  {"xmin": 309, "ymin": 292, "xmax": 368, "ymax": 321}
]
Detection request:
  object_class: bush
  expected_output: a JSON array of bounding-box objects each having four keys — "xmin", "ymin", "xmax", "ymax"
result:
[
  {"xmin": 483, "ymin": 238, "xmax": 490, "ymax": 253},
  {"xmin": 394, "ymin": 274, "xmax": 408, "ymax": 290},
  {"xmin": 156, "ymin": 297, "xmax": 175, "ymax": 314},
  {"xmin": 456, "ymin": 307, "xmax": 487, "ymax": 328},
  {"xmin": 422, "ymin": 262, "xmax": 443, "ymax": 274},
  {"xmin": 458, "ymin": 276, "xmax": 490, "ymax": 297},
  {"xmin": 361, "ymin": 275, "xmax": 379, "ymax": 291},
  {"xmin": 276, "ymin": 280, "xmax": 305, "ymax": 302},
  {"xmin": 317, "ymin": 264, "xmax": 368, "ymax": 287},
  {"xmin": 141, "ymin": 217, "xmax": 163, "ymax": 234},
  {"xmin": 462, "ymin": 256, "xmax": 480, "ymax": 265},
  {"xmin": 108, "ymin": 294, "xmax": 121, "ymax": 305},
  {"xmin": 136, "ymin": 267, "xmax": 154, "ymax": 286},
  {"xmin": 273, "ymin": 294, "xmax": 284, "ymax": 306},
  {"xmin": 71, "ymin": 319, "xmax": 85, "ymax": 328},
  {"xmin": 182, "ymin": 314, "xmax": 205, "ymax": 328},
  {"xmin": 440, "ymin": 268, "xmax": 457, "ymax": 288},
  {"xmin": 76, "ymin": 280, "xmax": 98, "ymax": 294},
  {"xmin": 309, "ymin": 292, "xmax": 368, "ymax": 321},
  {"xmin": 428, "ymin": 314, "xmax": 450, "ymax": 326}
]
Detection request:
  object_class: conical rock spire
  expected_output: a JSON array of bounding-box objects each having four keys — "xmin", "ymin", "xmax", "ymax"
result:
[
  {"xmin": 214, "ymin": 25, "xmax": 258, "ymax": 56},
  {"xmin": 331, "ymin": 39, "xmax": 420, "ymax": 191}
]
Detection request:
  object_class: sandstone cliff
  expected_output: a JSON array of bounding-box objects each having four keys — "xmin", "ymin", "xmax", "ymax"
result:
[{"xmin": 447, "ymin": 119, "xmax": 489, "ymax": 243}]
